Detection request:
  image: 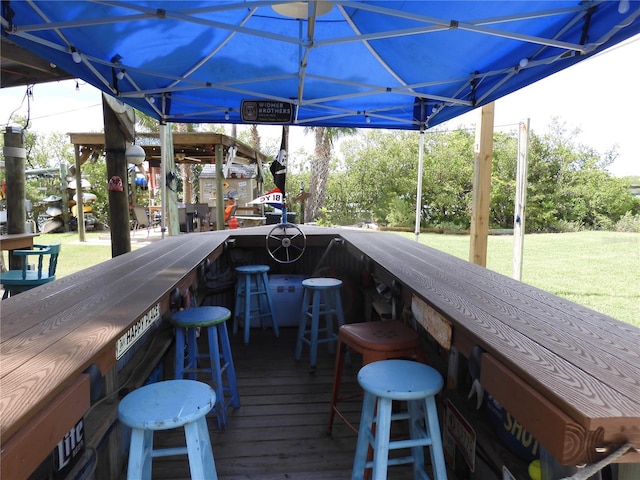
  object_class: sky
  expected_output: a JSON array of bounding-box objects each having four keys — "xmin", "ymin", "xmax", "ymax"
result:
[{"xmin": 1, "ymin": 34, "xmax": 639, "ymax": 177}]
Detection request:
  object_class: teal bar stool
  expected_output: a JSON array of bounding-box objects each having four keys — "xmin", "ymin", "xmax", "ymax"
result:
[
  {"xmin": 352, "ymin": 359, "xmax": 448, "ymax": 480},
  {"xmin": 295, "ymin": 277, "xmax": 345, "ymax": 373},
  {"xmin": 171, "ymin": 306, "xmax": 240, "ymax": 430},
  {"xmin": 118, "ymin": 379, "xmax": 218, "ymax": 480},
  {"xmin": 233, "ymin": 265, "xmax": 279, "ymax": 344}
]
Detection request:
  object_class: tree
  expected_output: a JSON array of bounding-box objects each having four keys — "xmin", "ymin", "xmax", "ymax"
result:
[{"xmin": 304, "ymin": 127, "xmax": 356, "ymax": 222}]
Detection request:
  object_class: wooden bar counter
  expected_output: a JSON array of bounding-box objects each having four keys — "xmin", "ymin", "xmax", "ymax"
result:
[{"xmin": 1, "ymin": 227, "xmax": 638, "ymax": 479}]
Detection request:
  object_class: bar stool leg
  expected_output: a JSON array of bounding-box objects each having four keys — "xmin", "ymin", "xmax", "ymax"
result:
[
  {"xmin": 218, "ymin": 321, "xmax": 240, "ymax": 408},
  {"xmin": 206, "ymin": 324, "xmax": 226, "ymax": 430},
  {"xmin": 261, "ymin": 271, "xmax": 279, "ymax": 337},
  {"xmin": 174, "ymin": 327, "xmax": 186, "ymax": 380},
  {"xmin": 309, "ymin": 289, "xmax": 321, "ymax": 369},
  {"xmin": 407, "ymin": 399, "xmax": 427, "ymax": 477},
  {"xmin": 425, "ymin": 396, "xmax": 448, "ymax": 479},
  {"xmin": 295, "ymin": 288, "xmax": 310, "ymax": 360},
  {"xmin": 127, "ymin": 428, "xmax": 154, "ymax": 480},
  {"xmin": 372, "ymin": 397, "xmax": 393, "ymax": 480},
  {"xmin": 352, "ymin": 391, "xmax": 377, "ymax": 480},
  {"xmin": 184, "ymin": 416, "xmax": 217, "ymax": 479},
  {"xmin": 233, "ymin": 277, "xmax": 242, "ymax": 336}
]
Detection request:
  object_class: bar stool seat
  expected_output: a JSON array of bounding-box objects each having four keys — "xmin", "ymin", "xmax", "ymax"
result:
[
  {"xmin": 234, "ymin": 265, "xmax": 279, "ymax": 344},
  {"xmin": 118, "ymin": 379, "xmax": 218, "ymax": 480},
  {"xmin": 327, "ymin": 320, "xmax": 425, "ymax": 434},
  {"xmin": 295, "ymin": 277, "xmax": 345, "ymax": 373},
  {"xmin": 171, "ymin": 306, "xmax": 240, "ymax": 430},
  {"xmin": 352, "ymin": 360, "xmax": 448, "ymax": 480}
]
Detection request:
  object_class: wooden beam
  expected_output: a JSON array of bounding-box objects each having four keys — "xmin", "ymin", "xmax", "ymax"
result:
[
  {"xmin": 1, "ymin": 374, "xmax": 90, "ymax": 480},
  {"xmin": 480, "ymin": 353, "xmax": 588, "ymax": 465},
  {"xmin": 469, "ymin": 102, "xmax": 494, "ymax": 267},
  {"xmin": 102, "ymin": 95, "xmax": 131, "ymax": 256}
]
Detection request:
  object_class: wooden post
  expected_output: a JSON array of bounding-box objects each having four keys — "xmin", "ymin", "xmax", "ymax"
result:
[
  {"xmin": 512, "ymin": 119, "xmax": 530, "ymax": 280},
  {"xmin": 73, "ymin": 144, "xmax": 86, "ymax": 242},
  {"xmin": 215, "ymin": 144, "xmax": 225, "ymax": 229},
  {"xmin": 103, "ymin": 96, "xmax": 131, "ymax": 257},
  {"xmin": 161, "ymin": 124, "xmax": 179, "ymax": 236},
  {"xmin": 3, "ymin": 127, "xmax": 26, "ymax": 270},
  {"xmin": 469, "ymin": 102, "xmax": 495, "ymax": 267}
]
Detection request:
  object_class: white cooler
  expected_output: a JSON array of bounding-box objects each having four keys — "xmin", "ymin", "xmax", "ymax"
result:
[{"xmin": 269, "ymin": 274, "xmax": 306, "ymax": 327}]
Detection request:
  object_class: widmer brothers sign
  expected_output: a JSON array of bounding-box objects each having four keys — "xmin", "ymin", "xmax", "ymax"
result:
[{"xmin": 241, "ymin": 100, "xmax": 294, "ymax": 124}]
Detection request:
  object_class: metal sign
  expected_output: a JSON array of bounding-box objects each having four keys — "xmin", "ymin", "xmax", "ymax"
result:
[
  {"xmin": 241, "ymin": 100, "xmax": 294, "ymax": 124},
  {"xmin": 116, "ymin": 303, "xmax": 161, "ymax": 359}
]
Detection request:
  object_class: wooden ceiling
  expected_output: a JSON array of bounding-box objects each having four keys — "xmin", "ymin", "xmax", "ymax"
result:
[{"xmin": 1, "ymin": 37, "xmax": 74, "ymax": 89}]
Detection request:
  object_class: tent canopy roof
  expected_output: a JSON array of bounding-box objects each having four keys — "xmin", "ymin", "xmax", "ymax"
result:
[{"xmin": 2, "ymin": 1, "xmax": 639, "ymax": 129}]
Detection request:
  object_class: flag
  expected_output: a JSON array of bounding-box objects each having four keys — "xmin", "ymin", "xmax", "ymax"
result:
[
  {"xmin": 248, "ymin": 187, "xmax": 283, "ymax": 208},
  {"xmin": 270, "ymin": 127, "xmax": 287, "ymax": 197}
]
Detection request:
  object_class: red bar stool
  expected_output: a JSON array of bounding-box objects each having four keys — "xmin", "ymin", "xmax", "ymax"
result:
[{"xmin": 327, "ymin": 320, "xmax": 425, "ymax": 434}]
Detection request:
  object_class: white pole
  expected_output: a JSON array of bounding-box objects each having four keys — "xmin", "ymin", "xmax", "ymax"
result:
[
  {"xmin": 160, "ymin": 123, "xmax": 167, "ymax": 239},
  {"xmin": 414, "ymin": 127, "xmax": 425, "ymax": 242},
  {"xmin": 512, "ymin": 118, "xmax": 530, "ymax": 280}
]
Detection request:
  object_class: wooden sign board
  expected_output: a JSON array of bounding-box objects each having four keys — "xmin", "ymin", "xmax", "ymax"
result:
[{"xmin": 411, "ymin": 294, "xmax": 452, "ymax": 350}]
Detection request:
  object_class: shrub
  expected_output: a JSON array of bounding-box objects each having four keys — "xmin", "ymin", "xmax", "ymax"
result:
[{"xmin": 615, "ymin": 212, "xmax": 640, "ymax": 233}]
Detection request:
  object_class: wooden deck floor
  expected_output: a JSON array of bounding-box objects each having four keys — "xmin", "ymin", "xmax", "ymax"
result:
[{"xmin": 150, "ymin": 327, "xmax": 427, "ymax": 480}]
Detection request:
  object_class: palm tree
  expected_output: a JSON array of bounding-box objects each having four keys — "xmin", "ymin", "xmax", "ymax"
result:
[{"xmin": 304, "ymin": 127, "xmax": 356, "ymax": 222}]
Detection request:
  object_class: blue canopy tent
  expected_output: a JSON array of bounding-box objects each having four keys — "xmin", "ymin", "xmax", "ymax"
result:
[
  {"xmin": 2, "ymin": 1, "xmax": 640, "ymax": 244},
  {"xmin": 2, "ymin": 1, "xmax": 639, "ymax": 129}
]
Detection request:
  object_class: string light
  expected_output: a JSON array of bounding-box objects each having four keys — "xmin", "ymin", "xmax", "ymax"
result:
[{"xmin": 70, "ymin": 47, "xmax": 82, "ymax": 63}]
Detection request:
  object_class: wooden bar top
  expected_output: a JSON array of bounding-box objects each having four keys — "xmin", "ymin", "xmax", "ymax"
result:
[
  {"xmin": 339, "ymin": 230, "xmax": 640, "ymax": 465},
  {"xmin": 1, "ymin": 232, "xmax": 229, "ymax": 443},
  {"xmin": 0, "ymin": 232, "xmax": 39, "ymax": 251}
]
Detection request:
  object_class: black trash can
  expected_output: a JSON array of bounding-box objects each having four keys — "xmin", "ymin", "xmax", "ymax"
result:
[{"xmin": 265, "ymin": 212, "xmax": 297, "ymax": 224}]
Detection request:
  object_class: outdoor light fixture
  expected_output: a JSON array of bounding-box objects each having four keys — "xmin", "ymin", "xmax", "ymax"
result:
[
  {"xmin": 116, "ymin": 69, "xmax": 125, "ymax": 80},
  {"xmin": 125, "ymin": 144, "xmax": 146, "ymax": 165},
  {"xmin": 365, "ymin": 114, "xmax": 371, "ymax": 124},
  {"xmin": 70, "ymin": 47, "xmax": 82, "ymax": 63},
  {"xmin": 147, "ymin": 96, "xmax": 155, "ymax": 104},
  {"xmin": 272, "ymin": 1, "xmax": 333, "ymax": 18},
  {"xmin": 225, "ymin": 111, "xmax": 230, "ymax": 120},
  {"xmin": 619, "ymin": 0, "xmax": 630, "ymax": 14},
  {"xmin": 519, "ymin": 58, "xmax": 529, "ymax": 68}
]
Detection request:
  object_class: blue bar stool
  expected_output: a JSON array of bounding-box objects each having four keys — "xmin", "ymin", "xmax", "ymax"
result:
[
  {"xmin": 118, "ymin": 379, "xmax": 218, "ymax": 480},
  {"xmin": 352, "ymin": 359, "xmax": 448, "ymax": 480},
  {"xmin": 233, "ymin": 265, "xmax": 279, "ymax": 344},
  {"xmin": 295, "ymin": 277, "xmax": 345, "ymax": 373},
  {"xmin": 171, "ymin": 306, "xmax": 240, "ymax": 430}
]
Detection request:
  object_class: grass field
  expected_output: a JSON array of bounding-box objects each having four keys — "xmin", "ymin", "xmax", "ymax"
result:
[
  {"xmin": 395, "ymin": 230, "xmax": 639, "ymax": 327},
  {"xmin": 4, "ymin": 230, "xmax": 638, "ymax": 328}
]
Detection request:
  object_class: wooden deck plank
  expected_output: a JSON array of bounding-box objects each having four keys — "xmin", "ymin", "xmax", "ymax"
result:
[{"xmin": 151, "ymin": 328, "xmax": 420, "ymax": 480}]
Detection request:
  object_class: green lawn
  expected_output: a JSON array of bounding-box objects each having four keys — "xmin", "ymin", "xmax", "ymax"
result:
[
  {"xmin": 395, "ymin": 231, "xmax": 639, "ymax": 327},
  {"xmin": 4, "ymin": 230, "xmax": 638, "ymax": 328}
]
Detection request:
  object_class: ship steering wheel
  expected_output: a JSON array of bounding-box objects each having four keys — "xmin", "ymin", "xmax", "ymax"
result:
[{"xmin": 266, "ymin": 222, "xmax": 306, "ymax": 264}]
